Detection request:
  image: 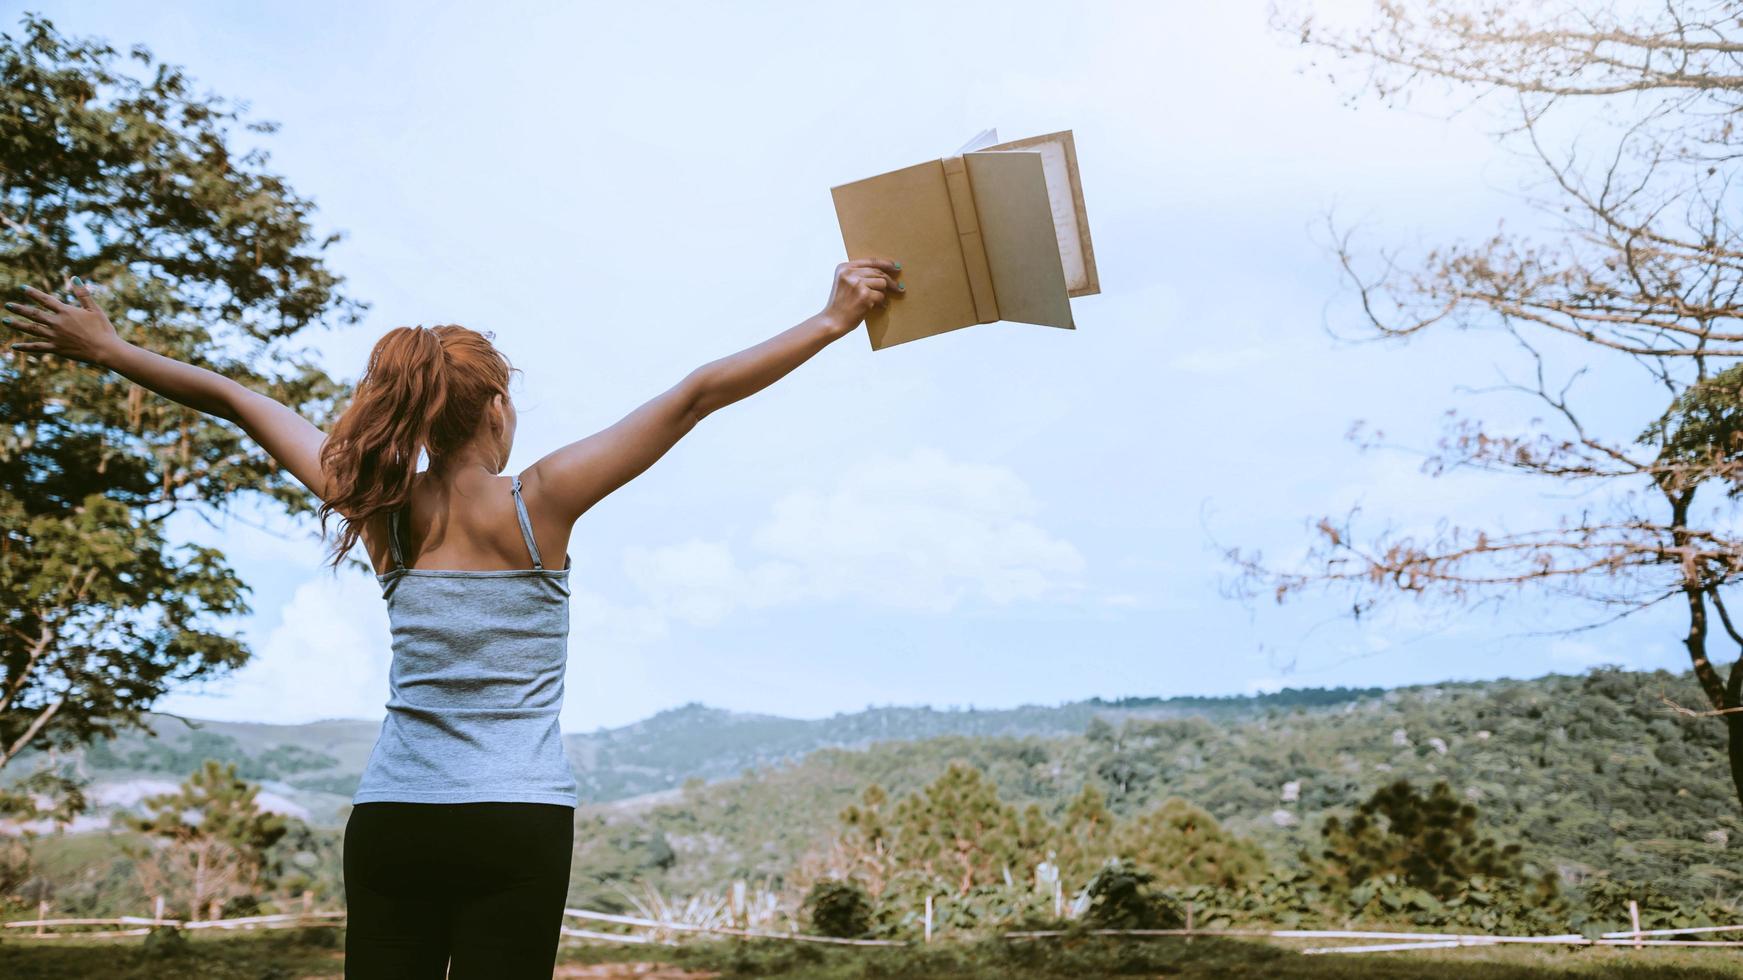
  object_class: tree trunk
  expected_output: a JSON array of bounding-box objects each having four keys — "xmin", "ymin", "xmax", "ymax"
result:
[
  {"xmin": 1667, "ymin": 489, "xmax": 1743, "ymax": 810},
  {"xmin": 1728, "ymin": 717, "xmax": 1743, "ymax": 813}
]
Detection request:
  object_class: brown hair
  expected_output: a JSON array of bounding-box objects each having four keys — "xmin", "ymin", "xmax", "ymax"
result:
[{"xmin": 318, "ymin": 324, "xmax": 516, "ymax": 567}]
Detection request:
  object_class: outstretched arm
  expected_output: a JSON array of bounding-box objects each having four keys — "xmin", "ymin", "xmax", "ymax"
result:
[
  {"xmin": 6, "ymin": 279, "xmax": 332, "ymax": 500},
  {"xmin": 524, "ymin": 258, "xmax": 901, "ymax": 525}
]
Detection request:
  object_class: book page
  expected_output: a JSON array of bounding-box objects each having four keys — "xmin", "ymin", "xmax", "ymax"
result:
[
  {"xmin": 831, "ymin": 160, "xmax": 980, "ymax": 350},
  {"xmin": 984, "ymin": 131, "xmax": 1099, "ymax": 297},
  {"xmin": 962, "ymin": 150, "xmax": 1074, "ymax": 330},
  {"xmin": 955, "ymin": 128, "xmax": 1000, "ymax": 154}
]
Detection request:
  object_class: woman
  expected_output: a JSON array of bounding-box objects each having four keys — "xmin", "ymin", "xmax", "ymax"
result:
[{"xmin": 3, "ymin": 257, "xmax": 901, "ymax": 977}]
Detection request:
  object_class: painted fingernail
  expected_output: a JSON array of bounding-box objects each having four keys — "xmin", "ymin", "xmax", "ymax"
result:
[
  {"xmin": 897, "ymin": 281, "xmax": 905, "ymax": 291},
  {"xmin": 893, "ymin": 262, "xmax": 902, "ymax": 270},
  {"xmin": 71, "ymin": 276, "xmax": 83, "ymax": 287},
  {"xmin": 2, "ymin": 318, "xmax": 10, "ymax": 325}
]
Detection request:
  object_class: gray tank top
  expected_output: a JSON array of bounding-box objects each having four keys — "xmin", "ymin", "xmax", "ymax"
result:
[{"xmin": 352, "ymin": 474, "xmax": 579, "ymax": 807}]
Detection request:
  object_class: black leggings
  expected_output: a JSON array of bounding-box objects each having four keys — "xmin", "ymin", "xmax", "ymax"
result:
[{"xmin": 343, "ymin": 802, "xmax": 574, "ymax": 979}]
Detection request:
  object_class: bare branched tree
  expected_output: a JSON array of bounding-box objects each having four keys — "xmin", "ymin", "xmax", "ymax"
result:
[{"xmin": 1245, "ymin": 0, "xmax": 1743, "ymax": 808}]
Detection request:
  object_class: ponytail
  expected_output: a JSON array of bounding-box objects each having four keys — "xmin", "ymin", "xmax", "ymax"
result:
[{"xmin": 318, "ymin": 324, "xmax": 514, "ymax": 567}]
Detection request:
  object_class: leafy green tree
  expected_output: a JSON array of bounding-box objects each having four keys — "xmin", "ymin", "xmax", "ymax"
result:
[
  {"xmin": 1113, "ymin": 796, "xmax": 1266, "ymax": 889},
  {"xmin": 1052, "ymin": 782, "xmax": 1115, "ymax": 885},
  {"xmin": 0, "ymin": 14, "xmax": 357, "ymax": 812},
  {"xmin": 833, "ymin": 782, "xmax": 894, "ymax": 894},
  {"xmin": 1319, "ymin": 779, "xmax": 1544, "ymax": 901},
  {"xmin": 889, "ymin": 762, "xmax": 1024, "ymax": 896},
  {"xmin": 127, "ymin": 760, "xmax": 287, "ymax": 867},
  {"xmin": 123, "ymin": 760, "xmax": 287, "ymax": 919}
]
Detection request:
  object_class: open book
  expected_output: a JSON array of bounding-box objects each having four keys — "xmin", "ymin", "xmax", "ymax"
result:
[{"xmin": 830, "ymin": 129, "xmax": 1099, "ymax": 351}]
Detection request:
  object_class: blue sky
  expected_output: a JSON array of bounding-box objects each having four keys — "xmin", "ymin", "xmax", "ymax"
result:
[{"xmin": 16, "ymin": 0, "xmax": 1702, "ymax": 729}]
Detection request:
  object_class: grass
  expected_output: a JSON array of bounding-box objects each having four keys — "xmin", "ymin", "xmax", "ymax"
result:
[{"xmin": 1, "ymin": 930, "xmax": 1740, "ymax": 978}]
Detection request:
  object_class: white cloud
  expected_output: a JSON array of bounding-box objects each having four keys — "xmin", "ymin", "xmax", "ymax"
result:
[
  {"xmin": 622, "ymin": 447, "xmax": 1087, "ymax": 622},
  {"xmin": 159, "ymin": 573, "xmax": 392, "ymax": 724}
]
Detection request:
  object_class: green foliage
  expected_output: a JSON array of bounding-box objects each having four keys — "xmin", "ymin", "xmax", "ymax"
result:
[
  {"xmin": 888, "ymin": 763, "xmax": 1026, "ymax": 897},
  {"xmin": 607, "ymin": 668, "xmax": 1738, "ymax": 916},
  {"xmin": 0, "ymin": 12, "xmax": 357, "ymax": 806},
  {"xmin": 125, "ymin": 760, "xmax": 286, "ymax": 872},
  {"xmin": 1111, "ymin": 796, "xmax": 1265, "ymax": 890},
  {"xmin": 801, "ymin": 878, "xmax": 874, "ymax": 938},
  {"xmin": 1319, "ymin": 779, "xmax": 1540, "ymax": 900},
  {"xmin": 1642, "ymin": 363, "xmax": 1743, "ymax": 493},
  {"xmin": 1081, "ymin": 859, "xmax": 1182, "ymax": 930}
]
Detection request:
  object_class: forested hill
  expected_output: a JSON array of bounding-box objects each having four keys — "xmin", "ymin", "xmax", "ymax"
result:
[
  {"xmin": 25, "ymin": 684, "xmax": 1382, "ymax": 824},
  {"xmin": 561, "ymin": 685, "xmax": 1383, "ymax": 800},
  {"xmin": 568, "ymin": 667, "xmax": 1741, "ymax": 910}
]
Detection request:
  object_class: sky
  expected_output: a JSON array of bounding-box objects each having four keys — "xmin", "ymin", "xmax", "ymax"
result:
[{"xmin": 12, "ymin": 0, "xmax": 1708, "ymax": 730}]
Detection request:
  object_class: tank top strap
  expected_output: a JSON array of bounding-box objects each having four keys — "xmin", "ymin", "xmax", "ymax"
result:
[
  {"xmin": 386, "ymin": 508, "xmax": 407, "ymax": 570},
  {"xmin": 510, "ymin": 475, "xmax": 544, "ymax": 570}
]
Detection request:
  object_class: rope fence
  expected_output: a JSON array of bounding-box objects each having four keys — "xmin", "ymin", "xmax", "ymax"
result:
[{"xmin": 7, "ymin": 896, "xmax": 1742, "ymax": 957}]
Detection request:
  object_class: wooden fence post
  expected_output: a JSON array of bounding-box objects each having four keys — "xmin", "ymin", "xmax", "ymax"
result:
[
  {"xmin": 36, "ymin": 899, "xmax": 46, "ymax": 936},
  {"xmin": 1053, "ymin": 879, "xmax": 1062, "ymax": 919},
  {"xmin": 924, "ymin": 895, "xmax": 933, "ymax": 943},
  {"xmin": 154, "ymin": 895, "xmax": 164, "ymax": 924},
  {"xmin": 303, "ymin": 890, "xmax": 314, "ymax": 918},
  {"xmin": 731, "ymin": 879, "xmax": 746, "ymax": 928},
  {"xmin": 1630, "ymin": 899, "xmax": 1642, "ymax": 950},
  {"xmin": 1186, "ymin": 901, "xmax": 1194, "ymax": 944}
]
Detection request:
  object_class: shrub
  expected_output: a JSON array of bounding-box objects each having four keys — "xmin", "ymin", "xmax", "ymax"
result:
[
  {"xmin": 1081, "ymin": 860, "xmax": 1182, "ymax": 930},
  {"xmin": 802, "ymin": 878, "xmax": 875, "ymax": 938}
]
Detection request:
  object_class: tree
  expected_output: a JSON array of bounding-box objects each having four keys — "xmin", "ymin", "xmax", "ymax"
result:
[
  {"xmin": 888, "ymin": 762, "xmax": 1025, "ymax": 896},
  {"xmin": 1052, "ymin": 782, "xmax": 1115, "ymax": 885},
  {"xmin": 0, "ymin": 14, "xmax": 358, "ymax": 811},
  {"xmin": 1318, "ymin": 779, "xmax": 1538, "ymax": 900},
  {"xmin": 1246, "ymin": 0, "xmax": 1743, "ymax": 809},
  {"xmin": 1112, "ymin": 796, "xmax": 1267, "ymax": 890},
  {"xmin": 123, "ymin": 759, "xmax": 288, "ymax": 919}
]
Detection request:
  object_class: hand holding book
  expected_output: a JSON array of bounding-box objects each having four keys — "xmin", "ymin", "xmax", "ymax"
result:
[{"xmin": 817, "ymin": 258, "xmax": 903, "ymax": 338}]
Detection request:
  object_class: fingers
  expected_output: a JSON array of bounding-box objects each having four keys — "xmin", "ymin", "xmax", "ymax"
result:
[
  {"xmin": 19, "ymin": 284, "xmax": 69, "ymax": 312},
  {"xmin": 69, "ymin": 277, "xmax": 98, "ymax": 312},
  {"xmin": 9, "ymin": 342, "xmax": 53, "ymax": 354},
  {"xmin": 846, "ymin": 257, "xmax": 901, "ymax": 275},
  {"xmin": 3, "ymin": 299, "xmax": 56, "ymax": 327},
  {"xmin": 2, "ymin": 313, "xmax": 51, "ymax": 338}
]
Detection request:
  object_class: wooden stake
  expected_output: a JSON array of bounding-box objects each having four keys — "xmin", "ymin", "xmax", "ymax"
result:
[
  {"xmin": 154, "ymin": 895, "xmax": 164, "ymax": 924},
  {"xmin": 1053, "ymin": 879, "xmax": 1063, "ymax": 919},
  {"xmin": 1186, "ymin": 902, "xmax": 1194, "ymax": 944},
  {"xmin": 303, "ymin": 890, "xmax": 314, "ymax": 916},
  {"xmin": 36, "ymin": 900, "xmax": 47, "ymax": 936},
  {"xmin": 1630, "ymin": 899, "xmax": 1642, "ymax": 950},
  {"xmin": 924, "ymin": 895, "xmax": 933, "ymax": 943}
]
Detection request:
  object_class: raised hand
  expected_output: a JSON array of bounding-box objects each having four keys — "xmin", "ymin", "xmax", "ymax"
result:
[
  {"xmin": 5, "ymin": 278, "xmax": 125, "ymax": 367},
  {"xmin": 819, "ymin": 258, "xmax": 903, "ymax": 336}
]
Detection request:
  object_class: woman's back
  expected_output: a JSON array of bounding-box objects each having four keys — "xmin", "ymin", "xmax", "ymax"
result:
[{"xmin": 353, "ymin": 473, "xmax": 579, "ymax": 806}]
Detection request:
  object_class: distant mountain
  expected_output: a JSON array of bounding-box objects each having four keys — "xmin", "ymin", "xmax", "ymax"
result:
[
  {"xmin": 8, "ymin": 669, "xmax": 1737, "ymax": 909},
  {"xmin": 6, "ymin": 686, "xmax": 1383, "ymax": 827},
  {"xmin": 575, "ymin": 668, "xmax": 1742, "ymax": 910}
]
